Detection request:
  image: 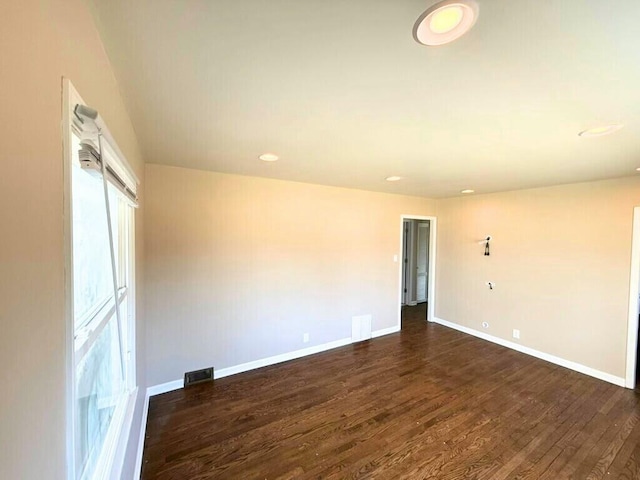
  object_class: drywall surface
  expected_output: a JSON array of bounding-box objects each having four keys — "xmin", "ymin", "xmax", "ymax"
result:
[
  {"xmin": 435, "ymin": 177, "xmax": 640, "ymax": 378},
  {"xmin": 145, "ymin": 164, "xmax": 435, "ymax": 386},
  {"xmin": 0, "ymin": 1, "xmax": 144, "ymax": 478}
]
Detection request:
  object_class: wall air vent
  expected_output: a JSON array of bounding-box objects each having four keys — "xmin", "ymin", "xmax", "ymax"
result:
[{"xmin": 184, "ymin": 367, "xmax": 214, "ymax": 387}]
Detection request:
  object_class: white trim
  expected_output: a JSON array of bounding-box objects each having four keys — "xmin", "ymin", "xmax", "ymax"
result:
[
  {"xmin": 147, "ymin": 336, "xmax": 354, "ymax": 397},
  {"xmin": 146, "ymin": 326, "xmax": 404, "ymax": 399},
  {"xmin": 91, "ymin": 389, "xmax": 133, "ymax": 480},
  {"xmin": 433, "ymin": 316, "xmax": 625, "ymax": 387},
  {"xmin": 625, "ymin": 206, "xmax": 640, "ymax": 388},
  {"xmin": 398, "ymin": 215, "xmax": 437, "ymax": 329},
  {"xmin": 108, "ymin": 388, "xmax": 138, "ymax": 480},
  {"xmin": 416, "ymin": 222, "xmax": 430, "ymax": 303},
  {"xmin": 215, "ymin": 337, "xmax": 353, "ymax": 379},
  {"xmin": 127, "ymin": 209, "xmax": 137, "ymax": 388},
  {"xmin": 147, "ymin": 379, "xmax": 184, "ymax": 397},
  {"xmin": 63, "ymin": 77, "xmax": 76, "ymax": 480},
  {"xmin": 133, "ymin": 391, "xmax": 150, "ymax": 480},
  {"xmin": 372, "ymin": 325, "xmax": 401, "ymax": 338}
]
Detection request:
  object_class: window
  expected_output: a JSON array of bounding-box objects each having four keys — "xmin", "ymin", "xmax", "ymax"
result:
[{"xmin": 65, "ymin": 81, "xmax": 138, "ymax": 480}]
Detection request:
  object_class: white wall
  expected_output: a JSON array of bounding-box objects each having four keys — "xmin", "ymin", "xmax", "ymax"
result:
[
  {"xmin": 0, "ymin": 1, "xmax": 145, "ymax": 478},
  {"xmin": 144, "ymin": 164, "xmax": 436, "ymax": 386}
]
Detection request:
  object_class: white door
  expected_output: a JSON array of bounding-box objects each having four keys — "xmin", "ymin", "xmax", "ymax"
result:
[{"xmin": 416, "ymin": 222, "xmax": 429, "ymax": 303}]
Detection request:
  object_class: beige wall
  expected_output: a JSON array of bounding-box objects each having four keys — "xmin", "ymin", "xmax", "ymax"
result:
[
  {"xmin": 0, "ymin": 1, "xmax": 145, "ymax": 479},
  {"xmin": 435, "ymin": 177, "xmax": 640, "ymax": 378},
  {"xmin": 146, "ymin": 166, "xmax": 640, "ymax": 388},
  {"xmin": 145, "ymin": 164, "xmax": 435, "ymax": 386}
]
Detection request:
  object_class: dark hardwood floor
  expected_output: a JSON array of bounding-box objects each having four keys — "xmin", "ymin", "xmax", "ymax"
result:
[{"xmin": 142, "ymin": 305, "xmax": 640, "ymax": 479}]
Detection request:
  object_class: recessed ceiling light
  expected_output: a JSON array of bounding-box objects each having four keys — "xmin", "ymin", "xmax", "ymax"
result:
[
  {"xmin": 413, "ymin": 0, "xmax": 479, "ymax": 46},
  {"xmin": 259, "ymin": 153, "xmax": 279, "ymax": 162},
  {"xmin": 386, "ymin": 176, "xmax": 403, "ymax": 182},
  {"xmin": 578, "ymin": 124, "xmax": 624, "ymax": 137},
  {"xmin": 461, "ymin": 189, "xmax": 475, "ymax": 194},
  {"xmin": 636, "ymin": 167, "xmax": 640, "ymax": 172}
]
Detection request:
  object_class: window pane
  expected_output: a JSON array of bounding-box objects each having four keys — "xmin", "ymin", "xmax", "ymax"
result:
[
  {"xmin": 75, "ymin": 315, "xmax": 125, "ymax": 480},
  {"xmin": 71, "ymin": 136, "xmax": 114, "ymax": 326}
]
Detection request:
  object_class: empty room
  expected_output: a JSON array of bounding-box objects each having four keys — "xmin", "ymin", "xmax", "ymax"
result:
[{"xmin": 3, "ymin": 0, "xmax": 640, "ymax": 479}]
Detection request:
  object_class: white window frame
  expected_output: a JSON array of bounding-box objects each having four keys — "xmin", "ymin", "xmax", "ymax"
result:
[{"xmin": 63, "ymin": 79, "xmax": 139, "ymax": 480}]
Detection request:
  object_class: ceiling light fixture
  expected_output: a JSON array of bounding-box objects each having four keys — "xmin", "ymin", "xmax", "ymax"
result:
[
  {"xmin": 413, "ymin": 0, "xmax": 479, "ymax": 46},
  {"xmin": 386, "ymin": 176, "xmax": 403, "ymax": 182},
  {"xmin": 461, "ymin": 189, "xmax": 475, "ymax": 194},
  {"xmin": 259, "ymin": 153, "xmax": 279, "ymax": 162},
  {"xmin": 578, "ymin": 124, "xmax": 624, "ymax": 137}
]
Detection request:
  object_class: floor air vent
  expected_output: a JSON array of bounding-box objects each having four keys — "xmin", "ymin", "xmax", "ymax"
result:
[{"xmin": 184, "ymin": 367, "xmax": 214, "ymax": 387}]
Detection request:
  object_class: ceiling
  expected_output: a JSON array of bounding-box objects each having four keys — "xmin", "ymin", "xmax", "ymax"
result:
[{"xmin": 88, "ymin": 0, "xmax": 640, "ymax": 198}]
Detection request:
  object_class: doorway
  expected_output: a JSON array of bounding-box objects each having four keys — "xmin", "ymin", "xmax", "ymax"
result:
[
  {"xmin": 402, "ymin": 220, "xmax": 430, "ymax": 306},
  {"xmin": 398, "ymin": 215, "xmax": 436, "ymax": 330}
]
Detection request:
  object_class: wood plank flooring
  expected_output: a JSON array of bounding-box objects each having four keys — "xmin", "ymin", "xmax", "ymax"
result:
[{"xmin": 141, "ymin": 305, "xmax": 640, "ymax": 479}]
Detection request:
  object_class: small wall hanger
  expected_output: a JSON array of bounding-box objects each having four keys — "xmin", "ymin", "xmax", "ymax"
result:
[{"xmin": 478, "ymin": 236, "xmax": 491, "ymax": 256}]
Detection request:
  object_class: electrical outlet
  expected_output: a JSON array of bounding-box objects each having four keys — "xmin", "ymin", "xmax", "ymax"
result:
[
  {"xmin": 482, "ymin": 322, "xmax": 489, "ymax": 329},
  {"xmin": 513, "ymin": 329, "xmax": 520, "ymax": 339},
  {"xmin": 303, "ymin": 333, "xmax": 310, "ymax": 343}
]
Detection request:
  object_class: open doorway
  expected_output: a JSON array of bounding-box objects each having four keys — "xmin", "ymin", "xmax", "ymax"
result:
[
  {"xmin": 402, "ymin": 219, "xmax": 430, "ymax": 306},
  {"xmin": 398, "ymin": 215, "xmax": 436, "ymax": 330}
]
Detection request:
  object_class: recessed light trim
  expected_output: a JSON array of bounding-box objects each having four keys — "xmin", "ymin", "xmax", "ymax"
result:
[
  {"xmin": 385, "ymin": 176, "xmax": 403, "ymax": 182},
  {"xmin": 461, "ymin": 189, "xmax": 475, "ymax": 194},
  {"xmin": 578, "ymin": 124, "xmax": 624, "ymax": 137},
  {"xmin": 259, "ymin": 153, "xmax": 279, "ymax": 162},
  {"xmin": 413, "ymin": 0, "xmax": 479, "ymax": 46}
]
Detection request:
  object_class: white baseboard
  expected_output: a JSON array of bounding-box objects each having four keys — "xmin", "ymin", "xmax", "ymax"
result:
[
  {"xmin": 372, "ymin": 325, "xmax": 401, "ymax": 338},
  {"xmin": 147, "ymin": 326, "xmax": 402, "ymax": 398},
  {"xmin": 214, "ymin": 337, "xmax": 353, "ymax": 380},
  {"xmin": 133, "ymin": 391, "xmax": 150, "ymax": 480},
  {"xmin": 147, "ymin": 336, "xmax": 354, "ymax": 397},
  {"xmin": 146, "ymin": 379, "xmax": 183, "ymax": 397},
  {"xmin": 433, "ymin": 317, "xmax": 625, "ymax": 387}
]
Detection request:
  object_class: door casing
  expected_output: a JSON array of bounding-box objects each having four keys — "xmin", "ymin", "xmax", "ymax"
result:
[{"xmin": 625, "ymin": 206, "xmax": 640, "ymax": 388}]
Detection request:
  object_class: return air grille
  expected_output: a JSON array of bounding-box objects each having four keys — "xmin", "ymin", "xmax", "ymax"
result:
[{"xmin": 184, "ymin": 367, "xmax": 214, "ymax": 387}]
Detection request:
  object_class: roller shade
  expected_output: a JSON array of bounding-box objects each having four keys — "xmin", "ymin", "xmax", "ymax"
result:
[{"xmin": 73, "ymin": 104, "xmax": 139, "ymax": 206}]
